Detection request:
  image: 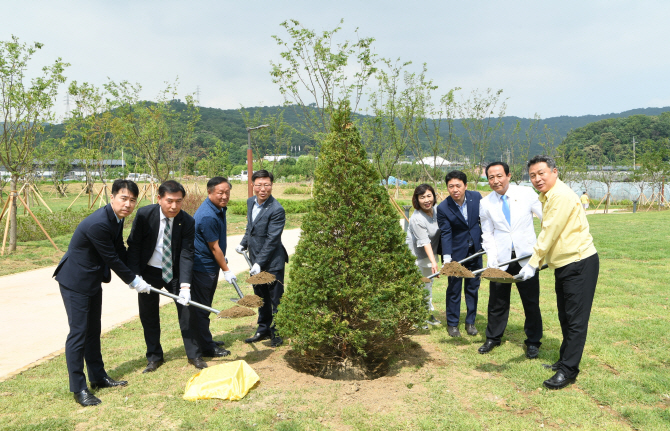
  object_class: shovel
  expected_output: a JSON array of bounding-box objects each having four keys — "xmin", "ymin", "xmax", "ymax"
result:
[
  {"xmin": 236, "ymin": 248, "xmax": 277, "ymax": 284},
  {"xmin": 422, "ymin": 250, "xmax": 486, "ymax": 281},
  {"xmin": 146, "ymin": 286, "xmax": 248, "ymax": 318},
  {"xmin": 485, "ymin": 264, "xmax": 550, "ymax": 283}
]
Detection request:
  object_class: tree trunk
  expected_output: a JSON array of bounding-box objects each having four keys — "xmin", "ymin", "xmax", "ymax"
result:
[{"xmin": 9, "ymin": 175, "xmax": 18, "ymax": 252}]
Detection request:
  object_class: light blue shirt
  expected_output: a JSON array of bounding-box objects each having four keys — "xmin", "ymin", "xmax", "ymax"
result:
[
  {"xmin": 455, "ymin": 195, "xmax": 468, "ymax": 222},
  {"xmin": 252, "ymin": 197, "xmax": 267, "ymax": 222}
]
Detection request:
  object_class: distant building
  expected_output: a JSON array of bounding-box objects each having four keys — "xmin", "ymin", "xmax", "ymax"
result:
[
  {"xmin": 418, "ymin": 156, "xmax": 452, "ymax": 168},
  {"xmin": 264, "ymin": 155, "xmax": 289, "ymax": 162}
]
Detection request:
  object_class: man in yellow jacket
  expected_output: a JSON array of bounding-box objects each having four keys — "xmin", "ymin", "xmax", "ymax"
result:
[{"xmin": 517, "ymin": 155, "xmax": 599, "ymax": 390}]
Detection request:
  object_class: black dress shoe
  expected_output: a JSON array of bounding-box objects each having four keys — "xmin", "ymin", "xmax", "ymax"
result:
[
  {"xmin": 213, "ymin": 340, "xmax": 226, "ymax": 347},
  {"xmin": 543, "ymin": 361, "xmax": 561, "ymax": 371},
  {"xmin": 478, "ymin": 340, "xmax": 501, "ymax": 354},
  {"xmin": 203, "ymin": 346, "xmax": 231, "ymax": 357},
  {"xmin": 245, "ymin": 332, "xmax": 271, "ymax": 343},
  {"xmin": 526, "ymin": 345, "xmax": 540, "ymax": 359},
  {"xmin": 447, "ymin": 326, "xmax": 461, "ymax": 337},
  {"xmin": 73, "ymin": 389, "xmax": 101, "ymax": 406},
  {"xmin": 188, "ymin": 357, "xmax": 208, "ymax": 369},
  {"xmin": 543, "ymin": 371, "xmax": 575, "ymax": 390},
  {"xmin": 465, "ymin": 323, "xmax": 478, "ymax": 336},
  {"xmin": 271, "ymin": 335, "xmax": 283, "ymax": 347},
  {"xmin": 142, "ymin": 360, "xmax": 164, "ymax": 374},
  {"xmin": 90, "ymin": 376, "xmax": 128, "ymax": 389}
]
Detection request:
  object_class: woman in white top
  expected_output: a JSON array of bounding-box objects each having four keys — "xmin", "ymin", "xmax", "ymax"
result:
[{"xmin": 406, "ymin": 184, "xmax": 441, "ymax": 326}]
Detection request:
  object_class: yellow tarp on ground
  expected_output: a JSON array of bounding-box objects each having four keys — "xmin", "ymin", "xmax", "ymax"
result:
[{"xmin": 183, "ymin": 360, "xmax": 260, "ymax": 401}]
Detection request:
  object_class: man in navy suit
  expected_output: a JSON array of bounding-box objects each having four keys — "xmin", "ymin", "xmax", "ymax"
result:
[
  {"xmin": 54, "ymin": 179, "xmax": 151, "ymax": 407},
  {"xmin": 236, "ymin": 170, "xmax": 289, "ymax": 348},
  {"xmin": 126, "ymin": 180, "xmax": 204, "ymax": 372},
  {"xmin": 436, "ymin": 171, "xmax": 483, "ymax": 338}
]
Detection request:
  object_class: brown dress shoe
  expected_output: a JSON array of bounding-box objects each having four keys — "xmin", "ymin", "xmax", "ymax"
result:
[{"xmin": 188, "ymin": 357, "xmax": 208, "ymax": 369}]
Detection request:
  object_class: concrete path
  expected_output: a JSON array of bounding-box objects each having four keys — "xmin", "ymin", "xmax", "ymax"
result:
[{"xmin": 0, "ymin": 228, "xmax": 302, "ymax": 381}]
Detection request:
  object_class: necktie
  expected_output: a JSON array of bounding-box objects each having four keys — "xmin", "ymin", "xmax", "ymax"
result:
[
  {"xmin": 502, "ymin": 195, "xmax": 511, "ymax": 226},
  {"xmin": 162, "ymin": 218, "xmax": 173, "ymax": 283}
]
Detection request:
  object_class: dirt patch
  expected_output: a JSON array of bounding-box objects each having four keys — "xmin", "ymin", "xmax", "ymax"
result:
[
  {"xmin": 440, "ymin": 261, "xmax": 475, "ymax": 278},
  {"xmin": 246, "ymin": 271, "xmax": 277, "ymax": 285},
  {"xmin": 420, "ymin": 277, "xmax": 432, "ymax": 283},
  {"xmin": 217, "ymin": 306, "xmax": 256, "ymax": 319},
  {"xmin": 237, "ymin": 294, "xmax": 264, "ymax": 308},
  {"xmin": 480, "ymin": 268, "xmax": 514, "ymax": 279}
]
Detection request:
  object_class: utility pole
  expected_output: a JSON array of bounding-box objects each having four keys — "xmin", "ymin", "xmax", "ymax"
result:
[
  {"xmin": 246, "ymin": 124, "xmax": 270, "ymax": 197},
  {"xmin": 632, "ymin": 136, "xmax": 636, "ymax": 171}
]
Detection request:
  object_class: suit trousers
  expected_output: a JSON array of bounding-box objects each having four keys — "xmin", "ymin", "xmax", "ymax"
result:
[
  {"xmin": 445, "ymin": 252, "xmax": 481, "ymax": 327},
  {"xmin": 253, "ymin": 268, "xmax": 285, "ymax": 336},
  {"xmin": 138, "ymin": 267, "xmax": 201, "ymax": 361},
  {"xmin": 485, "ymin": 259, "xmax": 543, "ymax": 346},
  {"xmin": 190, "ymin": 270, "xmax": 220, "ymax": 353},
  {"xmin": 59, "ymin": 284, "xmax": 107, "ymax": 392},
  {"xmin": 554, "ymin": 253, "xmax": 599, "ymax": 379}
]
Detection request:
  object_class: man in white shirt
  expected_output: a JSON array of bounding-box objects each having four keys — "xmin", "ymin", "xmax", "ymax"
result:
[{"xmin": 478, "ymin": 162, "xmax": 544, "ymax": 359}]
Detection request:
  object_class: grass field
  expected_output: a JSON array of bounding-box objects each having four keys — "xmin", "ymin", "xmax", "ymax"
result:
[{"xmin": 0, "ymin": 211, "xmax": 668, "ymax": 430}]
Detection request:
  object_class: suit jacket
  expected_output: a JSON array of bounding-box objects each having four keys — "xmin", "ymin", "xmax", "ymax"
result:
[
  {"xmin": 436, "ymin": 190, "xmax": 483, "ymax": 262},
  {"xmin": 126, "ymin": 204, "xmax": 195, "ymax": 294},
  {"xmin": 240, "ymin": 195, "xmax": 288, "ymax": 272},
  {"xmin": 53, "ymin": 204, "xmax": 136, "ymax": 296},
  {"xmin": 480, "ymin": 184, "xmax": 542, "ymax": 269}
]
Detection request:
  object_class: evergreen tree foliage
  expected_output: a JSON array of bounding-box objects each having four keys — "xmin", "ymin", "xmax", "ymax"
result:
[{"xmin": 275, "ymin": 102, "xmax": 427, "ymax": 374}]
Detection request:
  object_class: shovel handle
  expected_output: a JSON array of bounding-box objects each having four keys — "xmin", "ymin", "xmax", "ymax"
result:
[
  {"xmin": 231, "ymin": 279, "xmax": 244, "ymax": 299},
  {"xmin": 236, "ymin": 248, "xmax": 254, "ymax": 269},
  {"xmin": 146, "ymin": 286, "xmax": 221, "ymax": 315},
  {"xmin": 472, "ymin": 254, "xmax": 533, "ymax": 276},
  {"xmin": 425, "ymin": 250, "xmax": 487, "ymax": 280}
]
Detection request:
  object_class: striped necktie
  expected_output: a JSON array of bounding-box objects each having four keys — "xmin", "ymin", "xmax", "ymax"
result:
[{"xmin": 161, "ymin": 217, "xmax": 173, "ymax": 283}]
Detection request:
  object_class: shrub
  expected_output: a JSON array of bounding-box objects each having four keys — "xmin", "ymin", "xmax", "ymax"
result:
[
  {"xmin": 0, "ymin": 208, "xmax": 95, "ymax": 242},
  {"xmin": 284, "ymin": 186, "xmax": 309, "ymax": 195},
  {"xmin": 275, "ymin": 103, "xmax": 427, "ymax": 378}
]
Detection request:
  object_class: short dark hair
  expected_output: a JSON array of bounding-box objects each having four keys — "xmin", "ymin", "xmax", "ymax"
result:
[
  {"xmin": 252, "ymin": 170, "xmax": 274, "ymax": 183},
  {"xmin": 111, "ymin": 179, "xmax": 139, "ymax": 197},
  {"xmin": 445, "ymin": 170, "xmax": 467, "ymax": 186},
  {"xmin": 412, "ymin": 184, "xmax": 438, "ymax": 210},
  {"xmin": 527, "ymin": 155, "xmax": 557, "ymax": 170},
  {"xmin": 207, "ymin": 176, "xmax": 231, "ymax": 192},
  {"xmin": 158, "ymin": 180, "xmax": 186, "ymax": 198},
  {"xmin": 485, "ymin": 161, "xmax": 510, "ymax": 177}
]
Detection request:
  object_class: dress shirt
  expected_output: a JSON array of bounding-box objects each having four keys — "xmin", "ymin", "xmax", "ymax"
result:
[
  {"xmin": 528, "ymin": 179, "xmax": 597, "ymax": 269},
  {"xmin": 455, "ymin": 196, "xmax": 468, "ymax": 222},
  {"xmin": 147, "ymin": 208, "xmax": 189, "ymax": 287},
  {"xmin": 480, "ymin": 184, "xmax": 542, "ymax": 266},
  {"xmin": 252, "ymin": 197, "xmax": 267, "ymax": 222}
]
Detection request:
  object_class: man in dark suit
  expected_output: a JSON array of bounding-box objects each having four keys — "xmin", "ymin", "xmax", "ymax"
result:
[
  {"xmin": 436, "ymin": 170, "xmax": 483, "ymax": 338},
  {"xmin": 54, "ymin": 179, "xmax": 150, "ymax": 407},
  {"xmin": 236, "ymin": 170, "xmax": 289, "ymax": 348},
  {"xmin": 126, "ymin": 180, "xmax": 205, "ymax": 372}
]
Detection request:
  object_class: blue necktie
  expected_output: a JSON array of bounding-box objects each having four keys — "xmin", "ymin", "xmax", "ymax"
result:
[{"xmin": 502, "ymin": 195, "xmax": 511, "ymax": 226}]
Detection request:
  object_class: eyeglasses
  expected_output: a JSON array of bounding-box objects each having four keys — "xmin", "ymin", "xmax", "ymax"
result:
[{"xmin": 253, "ymin": 183, "xmax": 272, "ymax": 189}]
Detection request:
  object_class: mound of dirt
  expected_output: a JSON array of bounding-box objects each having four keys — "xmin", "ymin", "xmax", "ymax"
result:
[
  {"xmin": 237, "ymin": 294, "xmax": 264, "ymax": 308},
  {"xmin": 217, "ymin": 306, "xmax": 256, "ymax": 319},
  {"xmin": 246, "ymin": 271, "xmax": 277, "ymax": 285},
  {"xmin": 439, "ymin": 261, "xmax": 475, "ymax": 278},
  {"xmin": 480, "ymin": 268, "xmax": 514, "ymax": 279}
]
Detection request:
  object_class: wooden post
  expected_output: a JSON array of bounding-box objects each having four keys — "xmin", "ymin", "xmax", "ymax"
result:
[
  {"xmin": 89, "ymin": 186, "xmax": 105, "ymax": 209},
  {"xmin": 15, "ymin": 193, "xmax": 60, "ymax": 252},
  {"xmin": 1, "ymin": 194, "xmax": 13, "ymax": 256},
  {"xmin": 30, "ymin": 184, "xmax": 53, "ymax": 213},
  {"xmin": 0, "ymin": 193, "xmax": 11, "ymax": 224},
  {"xmin": 67, "ymin": 186, "xmax": 88, "ymax": 210}
]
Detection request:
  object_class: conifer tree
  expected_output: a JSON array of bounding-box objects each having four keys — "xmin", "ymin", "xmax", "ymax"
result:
[{"xmin": 275, "ymin": 102, "xmax": 427, "ymax": 375}]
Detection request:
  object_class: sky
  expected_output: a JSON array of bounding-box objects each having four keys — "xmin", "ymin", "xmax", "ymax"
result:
[{"xmin": 4, "ymin": 1, "xmax": 670, "ymax": 122}]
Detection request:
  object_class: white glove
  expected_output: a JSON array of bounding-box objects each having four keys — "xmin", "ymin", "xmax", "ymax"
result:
[
  {"xmin": 250, "ymin": 263, "xmax": 261, "ymax": 276},
  {"xmin": 517, "ymin": 263, "xmax": 537, "ymax": 281},
  {"xmin": 178, "ymin": 288, "xmax": 190, "ymax": 306},
  {"xmin": 223, "ymin": 271, "xmax": 237, "ymax": 284},
  {"xmin": 235, "ymin": 245, "xmax": 246, "ymax": 253},
  {"xmin": 487, "ymin": 256, "xmax": 499, "ymax": 268},
  {"xmin": 133, "ymin": 279, "xmax": 151, "ymax": 294},
  {"xmin": 442, "ymin": 255, "xmax": 452, "ymax": 264}
]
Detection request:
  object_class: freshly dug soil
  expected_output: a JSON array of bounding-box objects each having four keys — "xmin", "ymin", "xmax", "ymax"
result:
[
  {"xmin": 237, "ymin": 294, "xmax": 264, "ymax": 308},
  {"xmin": 420, "ymin": 277, "xmax": 432, "ymax": 283},
  {"xmin": 246, "ymin": 271, "xmax": 277, "ymax": 285},
  {"xmin": 439, "ymin": 261, "xmax": 475, "ymax": 278},
  {"xmin": 480, "ymin": 268, "xmax": 514, "ymax": 279},
  {"xmin": 217, "ymin": 306, "xmax": 256, "ymax": 318}
]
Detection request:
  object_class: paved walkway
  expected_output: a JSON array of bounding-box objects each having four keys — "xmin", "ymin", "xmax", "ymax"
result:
[{"xmin": 0, "ymin": 229, "xmax": 302, "ymax": 381}]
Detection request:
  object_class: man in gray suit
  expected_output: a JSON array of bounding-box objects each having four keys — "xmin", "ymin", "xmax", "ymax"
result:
[{"xmin": 236, "ymin": 170, "xmax": 289, "ymax": 347}]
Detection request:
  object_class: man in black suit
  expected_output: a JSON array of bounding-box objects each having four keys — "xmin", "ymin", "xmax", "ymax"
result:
[
  {"xmin": 54, "ymin": 179, "xmax": 150, "ymax": 407},
  {"xmin": 126, "ymin": 180, "xmax": 205, "ymax": 372},
  {"xmin": 236, "ymin": 170, "xmax": 289, "ymax": 348},
  {"xmin": 436, "ymin": 171, "xmax": 483, "ymax": 338}
]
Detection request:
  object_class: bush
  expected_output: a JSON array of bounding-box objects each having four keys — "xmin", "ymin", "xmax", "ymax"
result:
[
  {"xmin": 0, "ymin": 208, "xmax": 95, "ymax": 242},
  {"xmin": 275, "ymin": 103, "xmax": 427, "ymax": 378},
  {"xmin": 284, "ymin": 186, "xmax": 310, "ymax": 195}
]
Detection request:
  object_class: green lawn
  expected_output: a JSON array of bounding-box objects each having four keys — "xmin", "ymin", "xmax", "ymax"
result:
[{"xmin": 0, "ymin": 212, "xmax": 669, "ymax": 430}]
